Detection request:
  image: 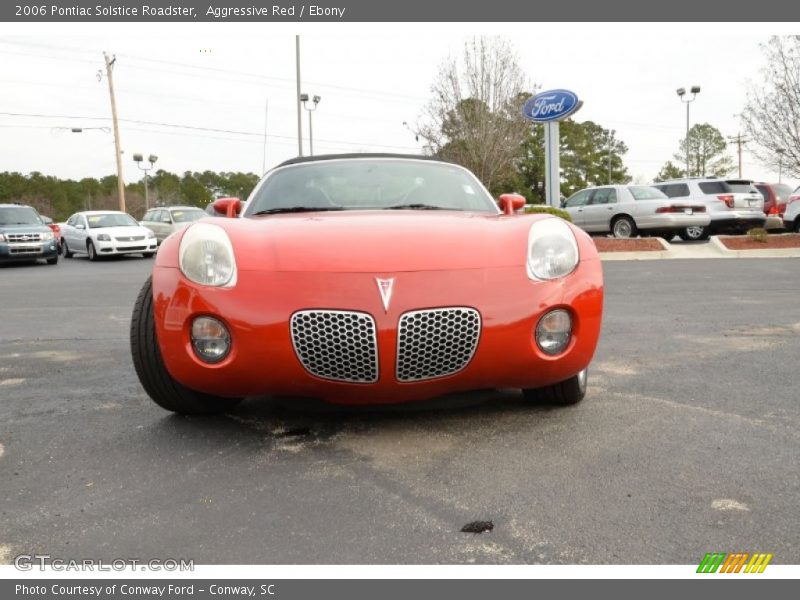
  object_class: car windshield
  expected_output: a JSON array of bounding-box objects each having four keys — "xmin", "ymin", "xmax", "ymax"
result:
[
  {"xmin": 171, "ymin": 209, "xmax": 206, "ymax": 223},
  {"xmin": 629, "ymin": 186, "xmax": 667, "ymax": 200},
  {"xmin": 86, "ymin": 213, "xmax": 139, "ymax": 228},
  {"xmin": 772, "ymin": 184, "xmax": 793, "ymax": 201},
  {"xmin": 0, "ymin": 206, "xmax": 42, "ymax": 225},
  {"xmin": 698, "ymin": 181, "xmax": 732, "ymax": 194},
  {"xmin": 727, "ymin": 181, "xmax": 755, "ymax": 193},
  {"xmin": 245, "ymin": 159, "xmax": 497, "ymax": 215}
]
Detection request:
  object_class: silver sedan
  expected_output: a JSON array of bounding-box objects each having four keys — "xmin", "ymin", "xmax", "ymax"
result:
[{"xmin": 562, "ymin": 185, "xmax": 711, "ymax": 238}]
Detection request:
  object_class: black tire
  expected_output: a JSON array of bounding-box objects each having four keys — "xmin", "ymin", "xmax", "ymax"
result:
[
  {"xmin": 523, "ymin": 368, "xmax": 588, "ymax": 406},
  {"xmin": 62, "ymin": 239, "xmax": 73, "ymax": 258},
  {"xmin": 661, "ymin": 232, "xmax": 675, "ymax": 242},
  {"xmin": 794, "ymin": 218, "xmax": 800, "ymax": 233},
  {"xmin": 611, "ymin": 216, "xmax": 637, "ymax": 239},
  {"xmin": 46, "ymin": 255, "xmax": 58, "ymax": 265},
  {"xmin": 87, "ymin": 239, "xmax": 97, "ymax": 261},
  {"xmin": 143, "ymin": 252, "xmax": 155, "ymax": 258},
  {"xmin": 130, "ymin": 276, "xmax": 241, "ymax": 415},
  {"xmin": 679, "ymin": 225, "xmax": 708, "ymax": 241}
]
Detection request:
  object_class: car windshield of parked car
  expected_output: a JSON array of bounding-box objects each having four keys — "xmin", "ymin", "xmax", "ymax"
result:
[
  {"xmin": 171, "ymin": 209, "xmax": 206, "ymax": 223},
  {"xmin": 0, "ymin": 206, "xmax": 42, "ymax": 225},
  {"xmin": 772, "ymin": 184, "xmax": 794, "ymax": 201},
  {"xmin": 698, "ymin": 181, "xmax": 732, "ymax": 194},
  {"xmin": 727, "ymin": 181, "xmax": 756, "ymax": 193},
  {"xmin": 86, "ymin": 213, "xmax": 139, "ymax": 228},
  {"xmin": 629, "ymin": 186, "xmax": 667, "ymax": 200},
  {"xmin": 246, "ymin": 159, "xmax": 498, "ymax": 214}
]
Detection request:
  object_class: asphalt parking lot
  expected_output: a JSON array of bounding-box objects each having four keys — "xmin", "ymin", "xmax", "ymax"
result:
[{"xmin": 1, "ymin": 255, "xmax": 798, "ymax": 564}]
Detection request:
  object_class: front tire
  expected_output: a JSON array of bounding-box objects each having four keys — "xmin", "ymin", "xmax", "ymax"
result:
[
  {"xmin": 87, "ymin": 239, "xmax": 98, "ymax": 261},
  {"xmin": 680, "ymin": 225, "xmax": 708, "ymax": 241},
  {"xmin": 130, "ymin": 277, "xmax": 241, "ymax": 415},
  {"xmin": 612, "ymin": 216, "xmax": 637, "ymax": 238},
  {"xmin": 523, "ymin": 368, "xmax": 588, "ymax": 406},
  {"xmin": 62, "ymin": 239, "xmax": 73, "ymax": 258},
  {"xmin": 46, "ymin": 255, "xmax": 58, "ymax": 265},
  {"xmin": 794, "ymin": 218, "xmax": 800, "ymax": 233}
]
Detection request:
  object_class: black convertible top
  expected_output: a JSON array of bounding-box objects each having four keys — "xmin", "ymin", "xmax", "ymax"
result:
[{"xmin": 275, "ymin": 153, "xmax": 451, "ymax": 169}]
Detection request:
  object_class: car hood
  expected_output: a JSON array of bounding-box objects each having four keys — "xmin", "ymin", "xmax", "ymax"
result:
[
  {"xmin": 214, "ymin": 211, "xmax": 546, "ymax": 272},
  {"xmin": 0, "ymin": 223, "xmax": 52, "ymax": 234}
]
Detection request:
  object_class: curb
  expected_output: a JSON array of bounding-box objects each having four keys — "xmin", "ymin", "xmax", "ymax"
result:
[{"xmin": 600, "ymin": 236, "xmax": 800, "ymax": 261}]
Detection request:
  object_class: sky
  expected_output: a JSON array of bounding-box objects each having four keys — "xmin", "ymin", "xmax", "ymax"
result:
[{"xmin": 0, "ymin": 22, "xmax": 797, "ymax": 191}]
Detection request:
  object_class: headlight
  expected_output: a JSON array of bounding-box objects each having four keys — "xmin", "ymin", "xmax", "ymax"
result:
[
  {"xmin": 146, "ymin": 230, "xmax": 156, "ymax": 239},
  {"xmin": 41, "ymin": 231, "xmax": 54, "ymax": 241},
  {"xmin": 96, "ymin": 233, "xmax": 111, "ymax": 241},
  {"xmin": 527, "ymin": 218, "xmax": 579, "ymax": 280},
  {"xmin": 0, "ymin": 233, "xmax": 5, "ymax": 242},
  {"xmin": 179, "ymin": 223, "xmax": 237, "ymax": 287}
]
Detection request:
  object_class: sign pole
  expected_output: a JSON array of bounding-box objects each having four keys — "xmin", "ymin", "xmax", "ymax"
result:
[{"xmin": 544, "ymin": 121, "xmax": 560, "ymax": 207}]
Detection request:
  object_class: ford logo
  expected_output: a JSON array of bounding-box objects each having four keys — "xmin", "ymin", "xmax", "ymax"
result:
[{"xmin": 522, "ymin": 89, "xmax": 581, "ymax": 123}]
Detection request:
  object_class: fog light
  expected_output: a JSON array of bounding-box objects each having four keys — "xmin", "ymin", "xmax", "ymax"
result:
[
  {"xmin": 191, "ymin": 316, "xmax": 230, "ymax": 363},
  {"xmin": 536, "ymin": 309, "xmax": 572, "ymax": 355}
]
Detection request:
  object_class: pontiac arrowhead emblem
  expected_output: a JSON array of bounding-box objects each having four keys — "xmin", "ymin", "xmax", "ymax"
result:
[{"xmin": 376, "ymin": 278, "xmax": 394, "ymax": 312}]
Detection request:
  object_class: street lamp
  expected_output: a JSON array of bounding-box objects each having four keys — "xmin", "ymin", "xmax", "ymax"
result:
[
  {"xmin": 133, "ymin": 153, "xmax": 158, "ymax": 212},
  {"xmin": 777, "ymin": 148, "xmax": 786, "ymax": 183},
  {"xmin": 677, "ymin": 85, "xmax": 701, "ymax": 176},
  {"xmin": 300, "ymin": 93, "xmax": 321, "ymax": 156}
]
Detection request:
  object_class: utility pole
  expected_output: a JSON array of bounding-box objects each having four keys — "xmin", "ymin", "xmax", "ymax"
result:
[
  {"xmin": 295, "ymin": 35, "xmax": 303, "ymax": 157},
  {"xmin": 103, "ymin": 52, "xmax": 126, "ymax": 212},
  {"xmin": 727, "ymin": 133, "xmax": 750, "ymax": 178}
]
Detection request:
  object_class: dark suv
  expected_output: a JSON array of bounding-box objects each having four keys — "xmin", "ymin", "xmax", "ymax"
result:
[{"xmin": 0, "ymin": 203, "xmax": 59, "ymax": 265}]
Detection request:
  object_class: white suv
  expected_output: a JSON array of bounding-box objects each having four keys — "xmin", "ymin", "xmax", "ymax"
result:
[
  {"xmin": 782, "ymin": 187, "xmax": 800, "ymax": 232},
  {"xmin": 652, "ymin": 178, "xmax": 765, "ymax": 240}
]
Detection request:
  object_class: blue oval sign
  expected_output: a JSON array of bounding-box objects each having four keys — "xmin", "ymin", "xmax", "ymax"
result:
[{"xmin": 522, "ymin": 89, "xmax": 581, "ymax": 123}]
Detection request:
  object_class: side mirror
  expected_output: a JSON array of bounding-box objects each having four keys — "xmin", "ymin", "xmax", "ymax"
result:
[
  {"xmin": 498, "ymin": 193, "xmax": 526, "ymax": 215},
  {"xmin": 76, "ymin": 224, "xmax": 85, "ymax": 230},
  {"xmin": 213, "ymin": 197, "xmax": 242, "ymax": 218}
]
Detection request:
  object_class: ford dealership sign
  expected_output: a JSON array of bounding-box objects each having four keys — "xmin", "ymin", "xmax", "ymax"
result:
[{"xmin": 523, "ymin": 89, "xmax": 582, "ymax": 123}]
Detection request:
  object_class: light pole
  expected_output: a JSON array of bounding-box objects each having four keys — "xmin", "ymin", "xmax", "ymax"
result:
[
  {"xmin": 300, "ymin": 93, "xmax": 321, "ymax": 156},
  {"xmin": 777, "ymin": 148, "xmax": 785, "ymax": 183},
  {"xmin": 133, "ymin": 153, "xmax": 158, "ymax": 212},
  {"xmin": 676, "ymin": 86, "xmax": 700, "ymax": 177}
]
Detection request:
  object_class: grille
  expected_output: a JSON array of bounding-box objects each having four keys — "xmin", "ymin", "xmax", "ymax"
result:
[
  {"xmin": 6, "ymin": 233, "xmax": 43, "ymax": 243},
  {"xmin": 9, "ymin": 246, "xmax": 42, "ymax": 255},
  {"xmin": 396, "ymin": 308, "xmax": 481, "ymax": 382},
  {"xmin": 115, "ymin": 236, "xmax": 145, "ymax": 242},
  {"xmin": 290, "ymin": 310, "xmax": 378, "ymax": 383}
]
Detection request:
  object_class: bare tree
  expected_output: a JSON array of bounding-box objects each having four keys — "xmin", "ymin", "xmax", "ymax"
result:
[
  {"xmin": 418, "ymin": 37, "xmax": 533, "ymax": 194},
  {"xmin": 741, "ymin": 36, "xmax": 800, "ymax": 178}
]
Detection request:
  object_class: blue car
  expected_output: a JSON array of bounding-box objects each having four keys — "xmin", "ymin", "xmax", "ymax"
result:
[{"xmin": 0, "ymin": 203, "xmax": 59, "ymax": 265}]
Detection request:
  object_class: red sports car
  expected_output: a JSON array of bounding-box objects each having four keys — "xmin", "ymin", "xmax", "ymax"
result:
[{"xmin": 130, "ymin": 155, "xmax": 603, "ymax": 414}]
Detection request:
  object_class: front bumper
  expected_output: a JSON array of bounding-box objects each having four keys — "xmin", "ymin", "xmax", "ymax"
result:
[
  {"xmin": 95, "ymin": 238, "xmax": 157, "ymax": 255},
  {"xmin": 0, "ymin": 240, "xmax": 58, "ymax": 261},
  {"xmin": 152, "ymin": 262, "xmax": 604, "ymax": 405}
]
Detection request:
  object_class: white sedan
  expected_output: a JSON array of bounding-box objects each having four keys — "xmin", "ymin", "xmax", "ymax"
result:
[{"xmin": 60, "ymin": 211, "xmax": 158, "ymax": 260}]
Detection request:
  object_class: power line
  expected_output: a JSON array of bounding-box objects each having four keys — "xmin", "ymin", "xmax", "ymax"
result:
[{"xmin": 0, "ymin": 111, "xmax": 421, "ymax": 151}]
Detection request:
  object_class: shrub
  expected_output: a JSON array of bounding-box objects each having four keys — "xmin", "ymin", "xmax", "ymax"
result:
[
  {"xmin": 747, "ymin": 227, "xmax": 769, "ymax": 243},
  {"xmin": 523, "ymin": 205, "xmax": 573, "ymax": 222}
]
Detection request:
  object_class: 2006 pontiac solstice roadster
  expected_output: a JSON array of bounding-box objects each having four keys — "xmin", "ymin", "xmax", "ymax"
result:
[{"xmin": 130, "ymin": 154, "xmax": 603, "ymax": 414}]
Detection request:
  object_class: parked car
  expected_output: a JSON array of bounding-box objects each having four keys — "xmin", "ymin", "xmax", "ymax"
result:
[
  {"xmin": 561, "ymin": 185, "xmax": 709, "ymax": 239},
  {"xmin": 130, "ymin": 154, "xmax": 604, "ymax": 414},
  {"xmin": 40, "ymin": 215, "xmax": 62, "ymax": 253},
  {"xmin": 60, "ymin": 211, "xmax": 157, "ymax": 260},
  {"xmin": 782, "ymin": 192, "xmax": 800, "ymax": 232},
  {"xmin": 140, "ymin": 206, "xmax": 207, "ymax": 244},
  {"xmin": 652, "ymin": 178, "xmax": 766, "ymax": 240},
  {"xmin": 0, "ymin": 203, "xmax": 59, "ymax": 265},
  {"xmin": 754, "ymin": 182, "xmax": 794, "ymax": 216}
]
